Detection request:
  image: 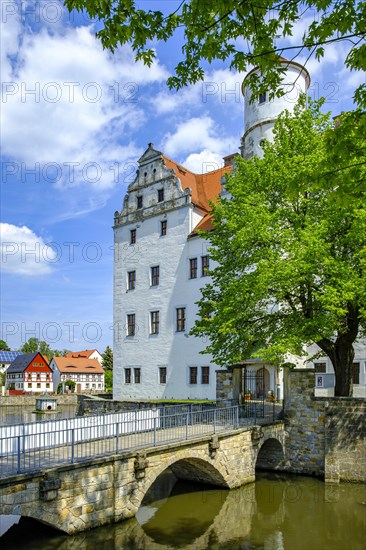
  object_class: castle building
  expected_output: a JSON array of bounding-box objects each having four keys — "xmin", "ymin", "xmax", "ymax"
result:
[{"xmin": 113, "ymin": 59, "xmax": 365, "ymax": 401}]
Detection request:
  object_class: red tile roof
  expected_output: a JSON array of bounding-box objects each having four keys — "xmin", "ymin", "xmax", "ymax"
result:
[
  {"xmin": 53, "ymin": 357, "xmax": 104, "ymax": 374},
  {"xmin": 163, "ymin": 156, "xmax": 232, "ymax": 212},
  {"xmin": 65, "ymin": 350, "xmax": 99, "ymax": 359}
]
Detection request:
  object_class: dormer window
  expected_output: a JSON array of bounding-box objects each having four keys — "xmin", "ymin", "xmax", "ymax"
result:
[
  {"xmin": 158, "ymin": 189, "xmax": 164, "ymax": 202},
  {"xmin": 259, "ymin": 92, "xmax": 267, "ymax": 104},
  {"xmin": 137, "ymin": 196, "xmax": 143, "ymax": 209}
]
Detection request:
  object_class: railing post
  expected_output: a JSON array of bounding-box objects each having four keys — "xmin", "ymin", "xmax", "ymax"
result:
[
  {"xmin": 71, "ymin": 428, "xmax": 75, "ymax": 464},
  {"xmin": 153, "ymin": 416, "xmax": 156, "ymax": 446},
  {"xmin": 235, "ymin": 405, "xmax": 239, "ymax": 428},
  {"xmin": 254, "ymin": 402, "xmax": 257, "ymax": 425},
  {"xmin": 17, "ymin": 435, "xmax": 21, "ymax": 474},
  {"xmin": 272, "ymin": 401, "xmax": 275, "ymax": 422},
  {"xmin": 213, "ymin": 409, "xmax": 217, "ymax": 434},
  {"xmin": 116, "ymin": 422, "xmax": 119, "ymax": 454},
  {"xmin": 186, "ymin": 413, "xmax": 189, "ymax": 440}
]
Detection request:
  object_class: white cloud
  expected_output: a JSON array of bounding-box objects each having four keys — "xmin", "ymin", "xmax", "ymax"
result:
[
  {"xmin": 151, "ymin": 68, "xmax": 244, "ymax": 115},
  {"xmin": 161, "ymin": 116, "xmax": 236, "ymax": 158},
  {"xmin": 183, "ymin": 150, "xmax": 224, "ymax": 174},
  {"xmin": 1, "ymin": 21, "xmax": 168, "ymax": 190},
  {"xmin": 1, "ymin": 223, "xmax": 56, "ymax": 276}
]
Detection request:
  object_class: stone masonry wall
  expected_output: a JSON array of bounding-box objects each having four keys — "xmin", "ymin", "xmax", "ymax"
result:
[
  {"xmin": 284, "ymin": 368, "xmax": 325, "ymax": 476},
  {"xmin": 324, "ymin": 398, "xmax": 366, "ymax": 482},
  {"xmin": 284, "ymin": 368, "xmax": 366, "ymax": 482}
]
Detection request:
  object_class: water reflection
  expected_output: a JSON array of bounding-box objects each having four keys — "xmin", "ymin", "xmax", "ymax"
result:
[{"xmin": 0, "ymin": 473, "xmax": 365, "ymax": 549}]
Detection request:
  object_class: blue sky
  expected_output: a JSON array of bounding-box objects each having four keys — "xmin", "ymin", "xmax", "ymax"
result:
[{"xmin": 0, "ymin": 1, "xmax": 363, "ymax": 353}]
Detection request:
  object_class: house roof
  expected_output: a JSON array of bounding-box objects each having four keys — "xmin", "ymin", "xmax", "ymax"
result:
[
  {"xmin": 0, "ymin": 351, "xmax": 23, "ymax": 363},
  {"xmin": 163, "ymin": 155, "xmax": 232, "ymax": 212},
  {"xmin": 188, "ymin": 213, "xmax": 215, "ymax": 238},
  {"xmin": 52, "ymin": 357, "xmax": 104, "ymax": 374},
  {"xmin": 65, "ymin": 349, "xmax": 100, "ymax": 359},
  {"xmin": 7, "ymin": 353, "xmax": 45, "ymax": 373}
]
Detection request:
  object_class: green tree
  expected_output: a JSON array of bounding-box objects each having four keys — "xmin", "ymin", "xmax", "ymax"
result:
[
  {"xmin": 101, "ymin": 346, "xmax": 113, "ymax": 391},
  {"xmin": 104, "ymin": 370, "xmax": 113, "ymax": 392},
  {"xmin": 65, "ymin": 0, "xmax": 365, "ymax": 104},
  {"xmin": 58, "ymin": 380, "xmax": 76, "ymax": 393},
  {"xmin": 191, "ymin": 97, "xmax": 366, "ymax": 397},
  {"xmin": 0, "ymin": 340, "xmax": 11, "ymax": 351},
  {"xmin": 101, "ymin": 346, "xmax": 113, "ymax": 371},
  {"xmin": 20, "ymin": 338, "xmax": 53, "ymax": 361}
]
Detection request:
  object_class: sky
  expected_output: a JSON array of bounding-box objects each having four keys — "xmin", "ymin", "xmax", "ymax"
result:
[{"xmin": 0, "ymin": 1, "xmax": 363, "ymax": 353}]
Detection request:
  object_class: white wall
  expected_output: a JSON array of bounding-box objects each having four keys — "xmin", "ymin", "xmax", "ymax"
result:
[{"xmin": 113, "ymin": 203, "xmax": 222, "ymax": 401}]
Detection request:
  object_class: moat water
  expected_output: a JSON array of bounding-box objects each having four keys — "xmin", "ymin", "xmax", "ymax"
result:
[{"xmin": 0, "ymin": 471, "xmax": 365, "ymax": 550}]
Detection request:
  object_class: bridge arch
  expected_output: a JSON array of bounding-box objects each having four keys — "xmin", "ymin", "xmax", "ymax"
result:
[
  {"xmin": 134, "ymin": 452, "xmax": 230, "ymax": 514},
  {"xmin": 255, "ymin": 437, "xmax": 285, "ymax": 471}
]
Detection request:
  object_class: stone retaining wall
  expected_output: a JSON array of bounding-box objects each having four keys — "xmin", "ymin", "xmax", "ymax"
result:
[{"xmin": 284, "ymin": 369, "xmax": 366, "ymax": 482}]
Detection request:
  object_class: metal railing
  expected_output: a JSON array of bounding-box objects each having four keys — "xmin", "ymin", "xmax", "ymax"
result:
[{"xmin": 0, "ymin": 403, "xmax": 281, "ymax": 477}]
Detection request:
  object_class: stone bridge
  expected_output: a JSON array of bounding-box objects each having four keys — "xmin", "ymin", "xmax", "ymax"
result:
[{"xmin": 0, "ymin": 422, "xmax": 285, "ymax": 534}]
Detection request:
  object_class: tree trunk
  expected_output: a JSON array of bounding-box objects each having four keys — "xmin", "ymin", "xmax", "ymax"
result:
[{"xmin": 330, "ymin": 341, "xmax": 354, "ymax": 397}]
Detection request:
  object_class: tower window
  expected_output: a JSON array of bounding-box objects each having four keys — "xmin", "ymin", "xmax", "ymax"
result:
[
  {"xmin": 189, "ymin": 367, "xmax": 197, "ymax": 384},
  {"xmin": 127, "ymin": 270, "xmax": 136, "ymax": 290},
  {"xmin": 159, "ymin": 367, "xmax": 167, "ymax": 384},
  {"xmin": 151, "ymin": 266, "xmax": 160, "ymax": 286},
  {"xmin": 134, "ymin": 368, "xmax": 141, "ymax": 384},
  {"xmin": 125, "ymin": 368, "xmax": 131, "ymax": 384},
  {"xmin": 201, "ymin": 255, "xmax": 209, "ymax": 277},
  {"xmin": 176, "ymin": 307, "xmax": 186, "ymax": 332},
  {"xmin": 127, "ymin": 314, "xmax": 136, "ymax": 336},
  {"xmin": 190, "ymin": 258, "xmax": 197, "ymax": 279},
  {"xmin": 130, "ymin": 229, "xmax": 136, "ymax": 244},
  {"xmin": 158, "ymin": 189, "xmax": 164, "ymax": 202},
  {"xmin": 201, "ymin": 367, "xmax": 210, "ymax": 384},
  {"xmin": 150, "ymin": 311, "xmax": 160, "ymax": 334},
  {"xmin": 137, "ymin": 196, "xmax": 143, "ymax": 209},
  {"xmin": 161, "ymin": 220, "xmax": 167, "ymax": 236},
  {"xmin": 259, "ymin": 92, "xmax": 267, "ymax": 104}
]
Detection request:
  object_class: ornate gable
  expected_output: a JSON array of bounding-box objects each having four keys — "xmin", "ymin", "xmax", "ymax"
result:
[{"xmin": 114, "ymin": 143, "xmax": 191, "ymax": 226}]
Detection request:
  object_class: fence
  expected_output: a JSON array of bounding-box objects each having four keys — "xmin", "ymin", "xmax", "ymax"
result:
[{"xmin": 0, "ymin": 403, "xmax": 280, "ymax": 477}]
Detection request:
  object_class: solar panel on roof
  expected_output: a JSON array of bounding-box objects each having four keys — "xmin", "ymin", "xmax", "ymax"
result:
[{"xmin": 0, "ymin": 351, "xmax": 23, "ymax": 362}]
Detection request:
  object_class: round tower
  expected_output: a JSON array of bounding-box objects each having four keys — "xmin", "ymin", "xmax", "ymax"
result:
[{"xmin": 240, "ymin": 59, "xmax": 311, "ymax": 159}]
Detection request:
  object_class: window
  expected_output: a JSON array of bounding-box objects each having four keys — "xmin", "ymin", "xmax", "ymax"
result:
[
  {"xmin": 201, "ymin": 255, "xmax": 209, "ymax": 277},
  {"xmin": 161, "ymin": 220, "xmax": 167, "ymax": 236},
  {"xmin": 158, "ymin": 189, "xmax": 164, "ymax": 202},
  {"xmin": 128, "ymin": 270, "xmax": 136, "ymax": 290},
  {"xmin": 46, "ymin": 383, "xmax": 50, "ymax": 388},
  {"xmin": 150, "ymin": 311, "xmax": 160, "ymax": 334},
  {"xmin": 159, "ymin": 367, "xmax": 167, "ymax": 384},
  {"xmin": 134, "ymin": 368, "xmax": 141, "ymax": 384},
  {"xmin": 28, "ymin": 383, "xmax": 32, "ymax": 388},
  {"xmin": 127, "ymin": 314, "xmax": 136, "ymax": 336},
  {"xmin": 151, "ymin": 265, "xmax": 160, "ymax": 286},
  {"xmin": 314, "ymin": 362, "xmax": 326, "ymax": 373},
  {"xmin": 353, "ymin": 363, "xmax": 360, "ymax": 384},
  {"xmin": 137, "ymin": 196, "xmax": 143, "ymax": 209},
  {"xmin": 189, "ymin": 258, "xmax": 197, "ymax": 279},
  {"xmin": 259, "ymin": 92, "xmax": 267, "ymax": 104},
  {"xmin": 130, "ymin": 229, "xmax": 136, "ymax": 244},
  {"xmin": 201, "ymin": 367, "xmax": 210, "ymax": 384},
  {"xmin": 125, "ymin": 368, "xmax": 131, "ymax": 384},
  {"xmin": 189, "ymin": 367, "xmax": 198, "ymax": 384},
  {"xmin": 176, "ymin": 307, "xmax": 186, "ymax": 332},
  {"xmin": 37, "ymin": 383, "xmax": 41, "ymax": 388}
]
